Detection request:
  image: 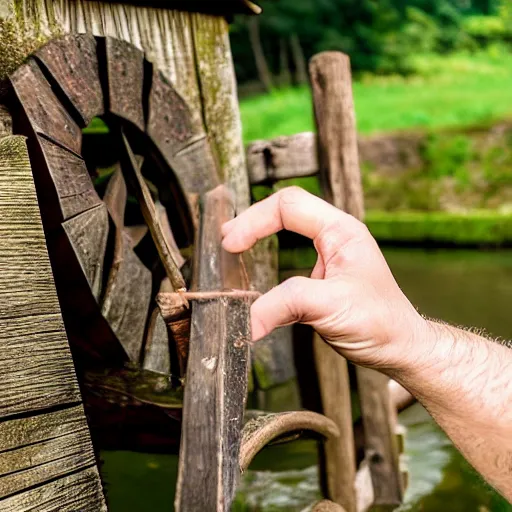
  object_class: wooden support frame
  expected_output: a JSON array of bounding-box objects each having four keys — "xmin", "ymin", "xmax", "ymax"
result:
[
  {"xmin": 171, "ymin": 185, "xmax": 251, "ymax": 511},
  {"xmin": 310, "ymin": 51, "xmax": 404, "ymax": 508}
]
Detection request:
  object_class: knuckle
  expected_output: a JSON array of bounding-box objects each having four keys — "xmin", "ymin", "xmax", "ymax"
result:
[{"xmin": 278, "ymin": 185, "xmax": 307, "ymax": 204}]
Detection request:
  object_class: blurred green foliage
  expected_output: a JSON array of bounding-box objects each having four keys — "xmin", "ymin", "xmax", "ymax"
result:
[
  {"xmin": 366, "ymin": 210, "xmax": 512, "ymax": 246},
  {"xmin": 232, "ymin": 0, "xmax": 512, "ymax": 84}
]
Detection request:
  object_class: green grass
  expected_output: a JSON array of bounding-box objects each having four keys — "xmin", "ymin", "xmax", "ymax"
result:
[
  {"xmin": 240, "ymin": 50, "xmax": 512, "ymax": 142},
  {"xmin": 367, "ymin": 210, "xmax": 512, "ymax": 246}
]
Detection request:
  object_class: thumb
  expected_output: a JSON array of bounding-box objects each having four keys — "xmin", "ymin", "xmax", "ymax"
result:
[{"xmin": 251, "ymin": 276, "xmax": 330, "ymax": 341}]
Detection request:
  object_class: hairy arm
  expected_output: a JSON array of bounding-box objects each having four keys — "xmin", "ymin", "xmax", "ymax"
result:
[
  {"xmin": 222, "ymin": 187, "xmax": 512, "ymax": 501},
  {"xmin": 392, "ymin": 321, "xmax": 512, "ymax": 498}
]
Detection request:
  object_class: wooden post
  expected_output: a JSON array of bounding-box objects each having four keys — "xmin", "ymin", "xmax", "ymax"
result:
[
  {"xmin": 309, "ymin": 51, "xmax": 403, "ymax": 507},
  {"xmin": 314, "ymin": 334, "xmax": 357, "ymax": 511},
  {"xmin": 174, "ymin": 186, "xmax": 251, "ymax": 511}
]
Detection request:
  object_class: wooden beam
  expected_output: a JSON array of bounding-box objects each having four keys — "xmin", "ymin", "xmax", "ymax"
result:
[
  {"xmin": 247, "ymin": 132, "xmax": 318, "ymax": 184},
  {"xmin": 310, "ymin": 51, "xmax": 403, "ymax": 507},
  {"xmin": 0, "ymin": 133, "xmax": 105, "ymax": 509},
  {"xmin": 174, "ymin": 185, "xmax": 250, "ymax": 511},
  {"xmin": 314, "ymin": 333, "xmax": 357, "ymax": 512},
  {"xmin": 310, "ymin": 52, "xmax": 364, "ymax": 219}
]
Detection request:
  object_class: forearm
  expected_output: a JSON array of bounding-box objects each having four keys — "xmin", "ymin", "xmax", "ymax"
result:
[{"xmin": 390, "ymin": 320, "xmax": 512, "ymax": 500}]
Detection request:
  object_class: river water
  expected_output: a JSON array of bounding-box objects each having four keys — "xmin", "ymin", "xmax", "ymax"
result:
[{"xmin": 100, "ymin": 248, "xmax": 512, "ymax": 511}]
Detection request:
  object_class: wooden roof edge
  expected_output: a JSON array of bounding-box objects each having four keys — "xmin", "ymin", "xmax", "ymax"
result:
[{"xmin": 93, "ymin": 0, "xmax": 262, "ymax": 15}]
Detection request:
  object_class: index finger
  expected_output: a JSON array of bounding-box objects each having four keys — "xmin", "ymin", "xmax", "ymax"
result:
[{"xmin": 221, "ymin": 187, "xmax": 360, "ymax": 253}]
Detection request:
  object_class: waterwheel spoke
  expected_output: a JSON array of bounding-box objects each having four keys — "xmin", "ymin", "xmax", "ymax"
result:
[
  {"xmin": 101, "ymin": 165, "xmax": 152, "ymax": 363},
  {"xmin": 120, "ymin": 131, "xmax": 186, "ymax": 291}
]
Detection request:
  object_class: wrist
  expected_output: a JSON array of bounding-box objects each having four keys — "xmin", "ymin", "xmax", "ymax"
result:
[{"xmin": 384, "ymin": 318, "xmax": 454, "ymax": 382}]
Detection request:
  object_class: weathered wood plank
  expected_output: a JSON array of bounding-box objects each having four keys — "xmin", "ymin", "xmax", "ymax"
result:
[
  {"xmin": 0, "ymin": 136, "xmax": 81, "ymax": 417},
  {"xmin": 0, "ymin": 432, "xmax": 96, "ymax": 499},
  {"xmin": 0, "ymin": 134, "xmax": 105, "ymax": 509},
  {"xmin": 310, "ymin": 52, "xmax": 364, "ymax": 219},
  {"xmin": 35, "ymin": 34, "xmax": 104, "ymax": 127},
  {"xmin": 10, "ymin": 59, "xmax": 82, "ymax": 155},
  {"xmin": 0, "ymin": 405, "xmax": 89, "ymax": 452},
  {"xmin": 38, "ymin": 136, "xmax": 102, "ymax": 221},
  {"xmin": 247, "ymin": 132, "xmax": 318, "ymax": 185},
  {"xmin": 175, "ymin": 186, "xmax": 250, "ymax": 512},
  {"xmin": 102, "ymin": 167, "xmax": 152, "ymax": 362},
  {"xmin": 1, "ymin": 467, "xmax": 106, "ymax": 512},
  {"xmin": 310, "ymin": 51, "xmax": 403, "ymax": 507},
  {"xmin": 62, "ymin": 204, "xmax": 109, "ymax": 301},
  {"xmin": 106, "ymin": 36, "xmax": 145, "ymax": 131},
  {"xmin": 170, "ymin": 135, "xmax": 220, "ymax": 195},
  {"xmin": 314, "ymin": 333, "xmax": 357, "ymax": 512},
  {"xmin": 248, "ymin": 237, "xmax": 296, "ymax": 389},
  {"xmin": 191, "ymin": 13, "xmax": 250, "ymax": 211},
  {"xmin": 121, "ymin": 133, "xmax": 186, "ymax": 291},
  {"xmin": 102, "ymin": 233, "xmax": 152, "ymax": 362},
  {"xmin": 147, "ymin": 68, "xmax": 196, "ymax": 161},
  {"xmin": 356, "ymin": 368, "xmax": 403, "ymax": 505}
]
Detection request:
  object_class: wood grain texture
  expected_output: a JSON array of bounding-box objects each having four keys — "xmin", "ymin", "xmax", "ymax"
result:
[
  {"xmin": 240, "ymin": 411, "xmax": 339, "ymax": 472},
  {"xmin": 0, "ymin": 134, "xmax": 105, "ymax": 509},
  {"xmin": 0, "ymin": 135, "xmax": 81, "ymax": 417},
  {"xmin": 102, "ymin": 166, "xmax": 152, "ymax": 362},
  {"xmin": 1, "ymin": 467, "xmax": 106, "ymax": 511},
  {"xmin": 4, "ymin": 0, "xmax": 248, "ymax": 213},
  {"xmin": 247, "ymin": 132, "xmax": 318, "ymax": 185},
  {"xmin": 310, "ymin": 52, "xmax": 364, "ymax": 219},
  {"xmin": 248, "ymin": 237, "xmax": 296, "ymax": 389},
  {"xmin": 10, "ymin": 59, "xmax": 82, "ymax": 155},
  {"xmin": 35, "ymin": 33, "xmax": 104, "ymax": 126},
  {"xmin": 191, "ymin": 13, "xmax": 250, "ymax": 212},
  {"xmin": 310, "ymin": 51, "xmax": 403, "ymax": 507},
  {"xmin": 170, "ymin": 135, "xmax": 220, "ymax": 195},
  {"xmin": 314, "ymin": 334, "xmax": 357, "ymax": 512},
  {"xmin": 62, "ymin": 203, "xmax": 109, "ymax": 301},
  {"xmin": 147, "ymin": 67, "xmax": 196, "ymax": 160},
  {"xmin": 38, "ymin": 136, "xmax": 102, "ymax": 221},
  {"xmin": 106, "ymin": 36, "xmax": 145, "ymax": 131},
  {"xmin": 121, "ymin": 133, "xmax": 186, "ymax": 290},
  {"xmin": 175, "ymin": 186, "xmax": 250, "ymax": 512}
]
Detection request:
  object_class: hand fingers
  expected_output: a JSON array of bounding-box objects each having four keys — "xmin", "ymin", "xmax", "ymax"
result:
[
  {"xmin": 250, "ymin": 276, "xmax": 332, "ymax": 341},
  {"xmin": 310, "ymin": 254, "xmax": 325, "ymax": 279},
  {"xmin": 222, "ymin": 187, "xmax": 361, "ymax": 254}
]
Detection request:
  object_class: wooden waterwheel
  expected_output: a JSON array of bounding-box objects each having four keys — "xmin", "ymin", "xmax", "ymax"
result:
[{"xmin": 0, "ymin": 2, "xmax": 405, "ymax": 511}]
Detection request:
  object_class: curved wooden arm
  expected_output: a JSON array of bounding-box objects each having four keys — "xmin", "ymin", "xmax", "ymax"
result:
[
  {"xmin": 312, "ymin": 500, "xmax": 347, "ymax": 512},
  {"xmin": 240, "ymin": 411, "xmax": 340, "ymax": 472}
]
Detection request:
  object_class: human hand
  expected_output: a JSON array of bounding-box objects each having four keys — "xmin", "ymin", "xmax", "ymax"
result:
[{"xmin": 221, "ymin": 187, "xmax": 427, "ymax": 370}]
